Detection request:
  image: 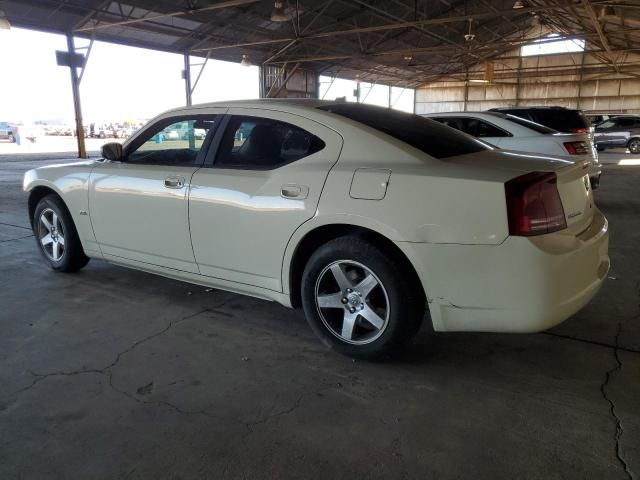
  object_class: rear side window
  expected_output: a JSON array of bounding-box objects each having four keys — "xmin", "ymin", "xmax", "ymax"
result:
[
  {"xmin": 318, "ymin": 104, "xmax": 489, "ymax": 159},
  {"xmin": 215, "ymin": 116, "xmax": 325, "ymax": 169},
  {"xmin": 503, "ymin": 115, "xmax": 557, "ymax": 134},
  {"xmin": 433, "ymin": 117, "xmax": 510, "ymax": 138}
]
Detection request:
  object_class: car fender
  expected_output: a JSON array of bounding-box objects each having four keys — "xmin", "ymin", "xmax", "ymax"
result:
[{"xmin": 24, "ymin": 161, "xmax": 102, "ymax": 257}]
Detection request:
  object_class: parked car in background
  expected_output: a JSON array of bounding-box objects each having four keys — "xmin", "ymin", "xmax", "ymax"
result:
[
  {"xmin": 0, "ymin": 121, "xmax": 17, "ymax": 142},
  {"xmin": 585, "ymin": 112, "xmax": 625, "ymax": 126},
  {"xmin": 593, "ymin": 115, "xmax": 640, "ymax": 154},
  {"xmin": 427, "ymin": 111, "xmax": 601, "ymax": 188},
  {"xmin": 489, "ymin": 106, "xmax": 592, "ymax": 135},
  {"xmin": 23, "ymin": 100, "xmax": 609, "ymax": 359}
]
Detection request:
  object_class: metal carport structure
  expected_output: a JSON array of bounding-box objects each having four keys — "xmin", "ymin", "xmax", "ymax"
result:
[{"xmin": 2, "ymin": 0, "xmax": 640, "ymax": 156}]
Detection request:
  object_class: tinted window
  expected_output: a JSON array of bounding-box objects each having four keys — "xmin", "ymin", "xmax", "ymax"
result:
[
  {"xmin": 597, "ymin": 119, "xmax": 616, "ymax": 129},
  {"xmin": 215, "ymin": 116, "xmax": 325, "ymax": 169},
  {"xmin": 433, "ymin": 117, "xmax": 509, "ymax": 138},
  {"xmin": 617, "ymin": 117, "xmax": 635, "ymax": 127},
  {"xmin": 318, "ymin": 104, "xmax": 489, "ymax": 159},
  {"xmin": 127, "ymin": 116, "xmax": 218, "ymax": 166},
  {"xmin": 503, "ymin": 114, "xmax": 557, "ymax": 134}
]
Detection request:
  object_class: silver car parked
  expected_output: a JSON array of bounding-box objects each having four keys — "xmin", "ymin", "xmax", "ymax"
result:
[{"xmin": 594, "ymin": 115, "xmax": 640, "ymax": 153}]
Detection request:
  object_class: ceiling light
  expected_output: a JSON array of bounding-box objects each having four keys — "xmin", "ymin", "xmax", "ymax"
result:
[
  {"xmin": 270, "ymin": 0, "xmax": 288, "ymax": 22},
  {"xmin": 512, "ymin": 0, "xmax": 525, "ymax": 9},
  {"xmin": 469, "ymin": 79, "xmax": 489, "ymax": 83},
  {"xmin": 404, "ymin": 55, "xmax": 413, "ymax": 61},
  {"xmin": 464, "ymin": 19, "xmax": 475, "ymax": 42},
  {"xmin": 240, "ymin": 54, "xmax": 251, "ymax": 66},
  {"xmin": 531, "ymin": 14, "xmax": 542, "ymax": 28},
  {"xmin": 599, "ymin": 6, "xmax": 616, "ymax": 19},
  {"xmin": 0, "ymin": 10, "xmax": 11, "ymax": 30}
]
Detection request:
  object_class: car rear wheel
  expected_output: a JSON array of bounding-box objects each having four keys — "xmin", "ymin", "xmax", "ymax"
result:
[
  {"xmin": 628, "ymin": 138, "xmax": 640, "ymax": 154},
  {"xmin": 301, "ymin": 236, "xmax": 425, "ymax": 359},
  {"xmin": 8, "ymin": 133, "xmax": 15, "ymax": 143},
  {"xmin": 33, "ymin": 194, "xmax": 89, "ymax": 272}
]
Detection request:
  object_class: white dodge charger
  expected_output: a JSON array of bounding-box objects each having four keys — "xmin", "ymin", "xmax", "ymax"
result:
[{"xmin": 23, "ymin": 100, "xmax": 609, "ymax": 358}]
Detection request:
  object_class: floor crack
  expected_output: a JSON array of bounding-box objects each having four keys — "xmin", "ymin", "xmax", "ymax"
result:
[
  {"xmin": 600, "ymin": 323, "xmax": 634, "ymax": 480},
  {"xmin": 8, "ymin": 302, "xmax": 231, "ymax": 399}
]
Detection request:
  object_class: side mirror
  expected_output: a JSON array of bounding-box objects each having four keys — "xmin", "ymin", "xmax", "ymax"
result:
[{"xmin": 101, "ymin": 142, "xmax": 123, "ymax": 161}]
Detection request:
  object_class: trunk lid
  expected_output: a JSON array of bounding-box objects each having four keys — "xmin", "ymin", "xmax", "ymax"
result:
[
  {"xmin": 555, "ymin": 161, "xmax": 595, "ymax": 235},
  {"xmin": 447, "ymin": 149, "xmax": 595, "ymax": 235}
]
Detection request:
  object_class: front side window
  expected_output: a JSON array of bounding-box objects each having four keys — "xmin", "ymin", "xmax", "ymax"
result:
[
  {"xmin": 215, "ymin": 116, "xmax": 325, "ymax": 169},
  {"xmin": 126, "ymin": 116, "xmax": 218, "ymax": 166}
]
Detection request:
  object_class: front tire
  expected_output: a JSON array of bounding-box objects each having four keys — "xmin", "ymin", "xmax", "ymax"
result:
[
  {"xmin": 33, "ymin": 194, "xmax": 89, "ymax": 272},
  {"xmin": 301, "ymin": 236, "xmax": 425, "ymax": 359},
  {"xmin": 628, "ymin": 138, "xmax": 640, "ymax": 154}
]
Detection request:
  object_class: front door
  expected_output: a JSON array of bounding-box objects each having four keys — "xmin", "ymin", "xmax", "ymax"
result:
[
  {"xmin": 89, "ymin": 113, "xmax": 222, "ymax": 272},
  {"xmin": 189, "ymin": 108, "xmax": 342, "ymax": 292}
]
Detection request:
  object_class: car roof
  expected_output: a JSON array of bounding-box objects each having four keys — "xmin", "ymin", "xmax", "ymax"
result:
[
  {"xmin": 490, "ymin": 106, "xmax": 578, "ymax": 111},
  {"xmin": 425, "ymin": 111, "xmax": 504, "ymax": 118}
]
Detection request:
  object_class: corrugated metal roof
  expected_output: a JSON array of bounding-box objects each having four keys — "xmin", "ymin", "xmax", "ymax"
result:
[{"xmin": 3, "ymin": 0, "xmax": 639, "ymax": 88}]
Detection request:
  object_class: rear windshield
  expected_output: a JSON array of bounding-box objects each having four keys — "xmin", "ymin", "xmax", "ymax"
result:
[
  {"xmin": 495, "ymin": 108, "xmax": 589, "ymax": 132},
  {"xmin": 503, "ymin": 114, "xmax": 557, "ymax": 134},
  {"xmin": 317, "ymin": 103, "xmax": 490, "ymax": 159}
]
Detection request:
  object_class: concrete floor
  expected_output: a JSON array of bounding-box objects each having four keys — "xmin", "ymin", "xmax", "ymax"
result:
[{"xmin": 1, "ymin": 155, "xmax": 638, "ymax": 480}]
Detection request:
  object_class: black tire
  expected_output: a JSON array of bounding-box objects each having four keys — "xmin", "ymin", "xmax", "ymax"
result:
[
  {"xmin": 596, "ymin": 145, "xmax": 605, "ymax": 152},
  {"xmin": 628, "ymin": 138, "xmax": 640, "ymax": 154},
  {"xmin": 33, "ymin": 194, "xmax": 90, "ymax": 272},
  {"xmin": 301, "ymin": 236, "xmax": 425, "ymax": 359},
  {"xmin": 8, "ymin": 133, "xmax": 15, "ymax": 143}
]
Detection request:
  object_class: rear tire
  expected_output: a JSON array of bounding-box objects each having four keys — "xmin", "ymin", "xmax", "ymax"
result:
[
  {"xmin": 301, "ymin": 236, "xmax": 425, "ymax": 359},
  {"xmin": 33, "ymin": 194, "xmax": 89, "ymax": 272},
  {"xmin": 8, "ymin": 133, "xmax": 15, "ymax": 143}
]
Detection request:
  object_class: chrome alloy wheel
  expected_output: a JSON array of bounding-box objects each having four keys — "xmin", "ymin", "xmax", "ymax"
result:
[
  {"xmin": 314, "ymin": 260, "xmax": 390, "ymax": 345},
  {"xmin": 38, "ymin": 208, "xmax": 65, "ymax": 262}
]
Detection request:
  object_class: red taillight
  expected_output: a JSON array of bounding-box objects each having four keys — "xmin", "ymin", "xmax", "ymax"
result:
[
  {"xmin": 564, "ymin": 141, "xmax": 588, "ymax": 155},
  {"xmin": 569, "ymin": 128, "xmax": 588, "ymax": 134},
  {"xmin": 505, "ymin": 172, "xmax": 567, "ymax": 236}
]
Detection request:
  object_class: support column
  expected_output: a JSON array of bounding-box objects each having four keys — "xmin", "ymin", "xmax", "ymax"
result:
[
  {"xmin": 183, "ymin": 51, "xmax": 192, "ymax": 106},
  {"xmin": 66, "ymin": 34, "xmax": 87, "ymax": 159}
]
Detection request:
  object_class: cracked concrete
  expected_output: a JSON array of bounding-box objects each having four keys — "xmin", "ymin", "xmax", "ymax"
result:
[
  {"xmin": 1, "ymin": 156, "xmax": 639, "ymax": 479},
  {"xmin": 600, "ymin": 324, "xmax": 635, "ymax": 480}
]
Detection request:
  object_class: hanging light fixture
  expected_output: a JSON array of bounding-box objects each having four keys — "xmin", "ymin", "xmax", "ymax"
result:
[
  {"xmin": 240, "ymin": 54, "xmax": 251, "ymax": 66},
  {"xmin": 464, "ymin": 19, "xmax": 475, "ymax": 42},
  {"xmin": 0, "ymin": 10, "xmax": 11, "ymax": 30},
  {"xmin": 531, "ymin": 14, "xmax": 542, "ymax": 29},
  {"xmin": 512, "ymin": 0, "xmax": 525, "ymax": 9},
  {"xmin": 270, "ymin": 1, "xmax": 288, "ymax": 22}
]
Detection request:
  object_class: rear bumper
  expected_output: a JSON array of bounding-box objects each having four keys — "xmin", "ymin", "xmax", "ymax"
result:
[{"xmin": 399, "ymin": 209, "xmax": 609, "ymax": 333}]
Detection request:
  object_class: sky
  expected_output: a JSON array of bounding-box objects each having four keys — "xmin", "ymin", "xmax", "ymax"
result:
[{"xmin": 0, "ymin": 27, "xmax": 413, "ymax": 125}]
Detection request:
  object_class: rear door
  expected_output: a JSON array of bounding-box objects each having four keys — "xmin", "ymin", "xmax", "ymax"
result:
[{"xmin": 189, "ymin": 108, "xmax": 343, "ymax": 291}]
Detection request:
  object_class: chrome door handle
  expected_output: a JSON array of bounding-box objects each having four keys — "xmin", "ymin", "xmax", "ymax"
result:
[
  {"xmin": 281, "ymin": 184, "xmax": 308, "ymax": 199},
  {"xmin": 164, "ymin": 176, "xmax": 185, "ymax": 189}
]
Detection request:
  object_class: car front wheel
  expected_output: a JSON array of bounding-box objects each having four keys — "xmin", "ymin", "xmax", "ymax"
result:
[
  {"xmin": 33, "ymin": 194, "xmax": 89, "ymax": 272},
  {"xmin": 628, "ymin": 138, "xmax": 640, "ymax": 154},
  {"xmin": 301, "ymin": 236, "xmax": 425, "ymax": 359}
]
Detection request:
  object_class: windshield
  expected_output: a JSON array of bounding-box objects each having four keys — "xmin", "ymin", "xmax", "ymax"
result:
[{"xmin": 317, "ymin": 104, "xmax": 490, "ymax": 159}]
